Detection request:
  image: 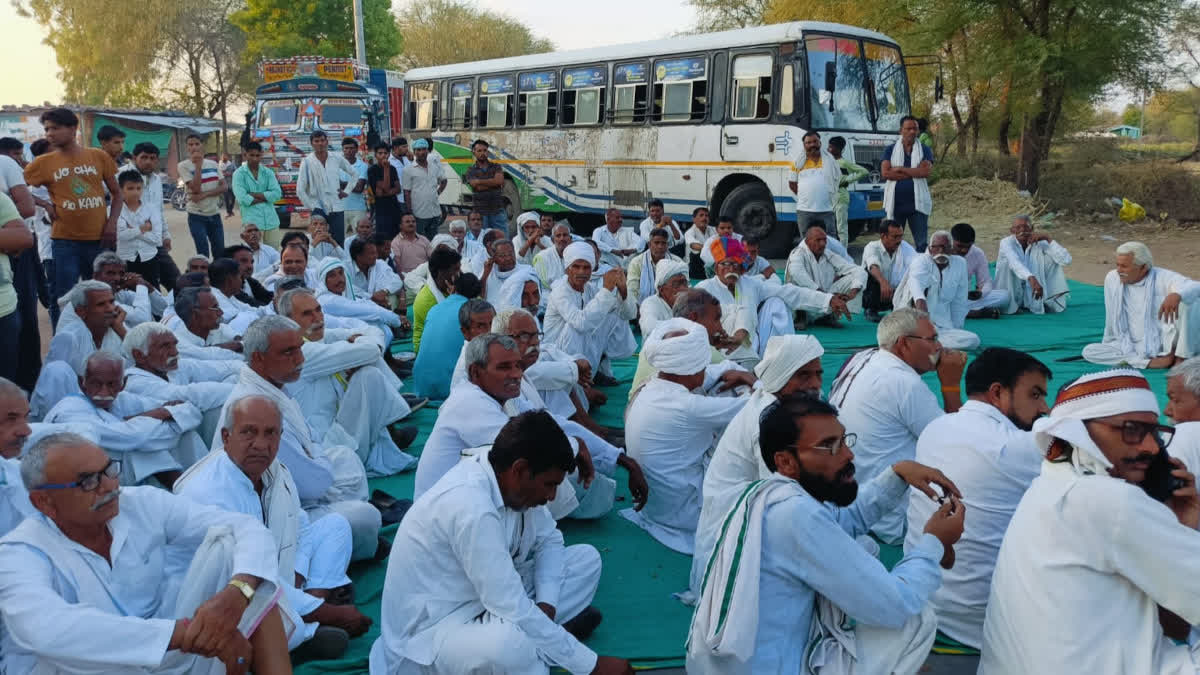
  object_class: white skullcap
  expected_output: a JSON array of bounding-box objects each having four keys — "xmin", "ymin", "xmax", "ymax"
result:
[
  {"xmin": 754, "ymin": 335, "xmax": 824, "ymax": 394},
  {"xmin": 1033, "ymin": 368, "xmax": 1160, "ymax": 471},
  {"xmin": 563, "ymin": 241, "xmax": 595, "ymax": 268},
  {"xmin": 517, "ymin": 211, "xmax": 540, "ymax": 227},
  {"xmin": 654, "ymin": 258, "xmax": 689, "ymax": 289},
  {"xmin": 643, "ymin": 318, "xmax": 711, "ymax": 376},
  {"xmin": 431, "ymin": 234, "xmax": 457, "ymax": 250}
]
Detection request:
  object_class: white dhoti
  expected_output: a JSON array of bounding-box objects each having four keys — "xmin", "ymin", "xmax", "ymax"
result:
[
  {"xmin": 568, "ymin": 473, "xmax": 617, "ymax": 520},
  {"xmin": 296, "ymin": 513, "xmax": 354, "ymax": 591},
  {"xmin": 755, "ymin": 297, "xmax": 791, "ymax": 359},
  {"xmin": 808, "ymin": 604, "xmax": 937, "ymax": 675},
  {"xmin": 966, "ymin": 288, "xmax": 1012, "ymax": 312},
  {"xmin": 304, "ymin": 444, "xmax": 380, "ymax": 562},
  {"xmin": 422, "ymin": 544, "xmax": 601, "ymax": 675},
  {"xmin": 335, "ymin": 365, "xmax": 415, "ymax": 476},
  {"xmin": 1081, "ymin": 310, "xmax": 1195, "ymax": 369},
  {"xmin": 994, "ymin": 236, "xmax": 1071, "ymax": 315}
]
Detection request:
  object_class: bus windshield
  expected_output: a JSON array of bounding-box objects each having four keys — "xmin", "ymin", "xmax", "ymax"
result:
[
  {"xmin": 804, "ymin": 35, "xmax": 910, "ymax": 133},
  {"xmin": 320, "ymin": 103, "xmax": 365, "ymax": 125}
]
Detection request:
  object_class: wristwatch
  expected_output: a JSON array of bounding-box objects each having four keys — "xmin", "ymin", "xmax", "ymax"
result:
[{"xmin": 227, "ymin": 579, "xmax": 255, "ymax": 602}]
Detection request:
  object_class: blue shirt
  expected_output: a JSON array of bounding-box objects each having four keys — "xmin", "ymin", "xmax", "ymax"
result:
[
  {"xmin": 340, "ymin": 159, "xmax": 369, "ymax": 212},
  {"xmin": 412, "ymin": 294, "xmax": 468, "ymax": 400},
  {"xmin": 885, "ymin": 142, "xmax": 933, "ymax": 217}
]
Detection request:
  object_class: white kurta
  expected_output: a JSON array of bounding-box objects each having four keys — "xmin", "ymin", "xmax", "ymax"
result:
[
  {"xmin": 1172, "ymin": 422, "xmax": 1200, "ymax": 478},
  {"xmin": 0, "ymin": 486, "xmax": 280, "ymax": 675},
  {"xmin": 351, "ymin": 259, "xmax": 406, "ymax": 296},
  {"xmin": 211, "ymin": 287, "xmax": 267, "ymax": 336},
  {"xmin": 591, "ymin": 225, "xmax": 644, "ymax": 269},
  {"xmin": 42, "ymin": 393, "xmax": 206, "ymax": 484},
  {"xmin": 456, "ymin": 239, "xmax": 488, "ymax": 276},
  {"xmin": 171, "ymin": 322, "xmax": 242, "ymax": 361},
  {"xmin": 216, "ymin": 366, "xmax": 380, "ymax": 561},
  {"xmin": 251, "ymin": 243, "xmax": 281, "ymax": 277},
  {"xmin": 0, "ymin": 457, "xmax": 35, "ymax": 539},
  {"xmin": 696, "ymin": 275, "xmax": 831, "ymax": 357},
  {"xmin": 861, "ymin": 239, "xmax": 918, "ymax": 288},
  {"xmin": 683, "ymin": 224, "xmax": 712, "ymax": 268},
  {"xmin": 484, "ymin": 263, "xmax": 535, "ymax": 307},
  {"xmin": 513, "ymin": 232, "xmax": 552, "ymax": 266},
  {"xmin": 620, "ymin": 378, "xmax": 749, "ymax": 553},
  {"xmin": 285, "ymin": 329, "xmax": 414, "ymax": 476},
  {"xmin": 114, "ymin": 285, "xmax": 167, "ymax": 327},
  {"xmin": 903, "ymin": 400, "xmax": 1041, "ymax": 648},
  {"xmin": 993, "ymin": 234, "xmax": 1072, "ymax": 314},
  {"xmin": 893, "ymin": 255, "xmax": 979, "ymax": 350},
  {"xmin": 980, "ymin": 460, "xmax": 1200, "ymax": 674},
  {"xmin": 626, "ymin": 251, "xmax": 684, "ymax": 304},
  {"xmin": 532, "ymin": 247, "xmax": 566, "ymax": 290},
  {"xmin": 1083, "ymin": 268, "xmax": 1200, "ymax": 368},
  {"xmin": 523, "ymin": 345, "xmax": 583, "ymax": 420},
  {"xmin": 124, "ymin": 361, "xmax": 238, "ymax": 411},
  {"xmin": 638, "ymin": 294, "xmax": 673, "ymax": 336},
  {"xmin": 829, "ymin": 349, "xmax": 943, "ymax": 544},
  {"xmin": 784, "ymin": 241, "xmax": 867, "ymax": 301},
  {"xmin": 44, "ymin": 311, "xmax": 123, "ymax": 376},
  {"xmin": 543, "ymin": 280, "xmax": 637, "ymax": 371},
  {"xmin": 370, "ymin": 452, "xmax": 600, "ymax": 675}
]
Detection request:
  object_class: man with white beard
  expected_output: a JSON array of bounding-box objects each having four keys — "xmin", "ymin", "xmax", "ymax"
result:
[
  {"xmin": 1083, "ymin": 240, "xmax": 1200, "ymax": 369},
  {"xmin": 621, "ymin": 319, "xmax": 752, "ymax": 553},
  {"xmin": 993, "ymin": 215, "xmax": 1072, "ymax": 315},
  {"xmin": 544, "ymin": 241, "xmax": 638, "ymax": 374},
  {"xmin": 215, "ymin": 315, "xmax": 383, "ymax": 562},
  {"xmin": 42, "ymin": 351, "xmax": 207, "ymax": 488},
  {"xmin": 893, "ymin": 230, "xmax": 980, "ymax": 351},
  {"xmin": 278, "ymin": 287, "xmax": 419, "ymax": 477}
]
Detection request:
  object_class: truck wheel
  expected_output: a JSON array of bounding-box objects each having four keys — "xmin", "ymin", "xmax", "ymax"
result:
[
  {"xmin": 720, "ymin": 182, "xmax": 790, "ymax": 257},
  {"xmin": 502, "ymin": 180, "xmax": 522, "ymax": 237}
]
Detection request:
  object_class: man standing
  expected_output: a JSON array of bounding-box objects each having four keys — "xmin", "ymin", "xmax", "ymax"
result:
[
  {"xmin": 387, "ymin": 136, "xmax": 413, "ymax": 216},
  {"xmin": 463, "ymin": 139, "xmax": 507, "ymax": 232},
  {"xmin": 980, "ymin": 369, "xmax": 1200, "ymax": 674},
  {"xmin": 627, "ymin": 227, "xmax": 683, "ymax": 304},
  {"xmin": 862, "ymin": 220, "xmax": 918, "ymax": 322},
  {"xmin": 402, "ymin": 138, "xmax": 446, "ymax": 240},
  {"xmin": 369, "ymin": 142, "xmax": 403, "ymax": 240},
  {"xmin": 688, "ymin": 395, "xmax": 963, "ymax": 674},
  {"xmin": 177, "ymin": 134, "xmax": 226, "ymax": 257},
  {"xmin": 23, "ymin": 108, "xmax": 121, "ymax": 316},
  {"xmin": 593, "ymin": 206, "xmax": 644, "ymax": 269},
  {"xmin": 828, "ymin": 136, "xmax": 869, "ymax": 244},
  {"xmin": 295, "ymin": 130, "xmax": 356, "ymax": 246},
  {"xmin": 0, "ymin": 432, "xmax": 292, "ymax": 674},
  {"xmin": 785, "ymin": 224, "xmax": 866, "ymax": 325},
  {"xmin": 993, "ymin": 215, "xmax": 1072, "ymax": 315},
  {"xmin": 1083, "ymin": 240, "xmax": 1200, "ymax": 369},
  {"xmin": 219, "ymin": 152, "xmax": 236, "ymax": 217},
  {"xmin": 881, "ymin": 116, "xmax": 934, "ymax": 251},
  {"xmin": 894, "ymin": 230, "xmax": 980, "ymax": 350},
  {"xmin": 905, "ymin": 347, "xmax": 1050, "ymax": 649},
  {"xmin": 787, "ymin": 131, "xmax": 841, "ymax": 238},
  {"xmin": 0, "ymin": 192, "xmax": 33, "ymax": 387},
  {"xmin": 638, "ymin": 199, "xmax": 684, "ymax": 255},
  {"xmin": 339, "ymin": 138, "xmax": 369, "ymax": 238},
  {"xmin": 371, "ymin": 411, "xmax": 633, "ymax": 675},
  {"xmin": 950, "ymin": 222, "xmax": 1011, "ymax": 318},
  {"xmin": 232, "ymin": 141, "xmax": 284, "ymax": 248},
  {"xmin": 830, "ymin": 307, "xmax": 968, "ymax": 544}
]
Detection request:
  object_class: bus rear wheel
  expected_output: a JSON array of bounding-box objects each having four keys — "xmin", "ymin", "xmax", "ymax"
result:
[{"xmin": 720, "ymin": 182, "xmax": 790, "ymax": 258}]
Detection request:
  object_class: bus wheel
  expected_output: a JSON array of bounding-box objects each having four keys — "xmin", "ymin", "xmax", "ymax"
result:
[
  {"xmin": 502, "ymin": 180, "xmax": 522, "ymax": 237},
  {"xmin": 720, "ymin": 182, "xmax": 788, "ymax": 258}
]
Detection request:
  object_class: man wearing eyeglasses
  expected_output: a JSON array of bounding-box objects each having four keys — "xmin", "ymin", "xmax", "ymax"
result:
[
  {"xmin": 904, "ymin": 347, "xmax": 1052, "ymax": 650},
  {"xmin": 829, "ymin": 307, "xmax": 968, "ymax": 546},
  {"xmin": 980, "ymin": 368, "xmax": 1200, "ymax": 674},
  {"xmin": 0, "ymin": 432, "xmax": 293, "ymax": 674},
  {"xmin": 688, "ymin": 394, "xmax": 964, "ymax": 674}
]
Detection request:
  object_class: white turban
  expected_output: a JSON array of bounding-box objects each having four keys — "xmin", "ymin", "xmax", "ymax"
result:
[
  {"xmin": 753, "ymin": 335, "xmax": 825, "ymax": 394},
  {"xmin": 643, "ymin": 318, "xmax": 711, "ymax": 376},
  {"xmin": 496, "ymin": 266, "xmax": 542, "ymax": 311},
  {"xmin": 517, "ymin": 211, "xmax": 540, "ymax": 227},
  {"xmin": 431, "ymin": 234, "xmax": 457, "ymax": 251},
  {"xmin": 654, "ymin": 258, "xmax": 689, "ymax": 289},
  {"xmin": 316, "ymin": 256, "xmax": 356, "ymax": 300},
  {"xmin": 563, "ymin": 242, "xmax": 595, "ymax": 269},
  {"xmin": 1033, "ymin": 368, "xmax": 1160, "ymax": 473}
]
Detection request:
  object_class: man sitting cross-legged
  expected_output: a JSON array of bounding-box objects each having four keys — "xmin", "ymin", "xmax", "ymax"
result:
[
  {"xmin": 627, "ymin": 227, "xmax": 684, "ymax": 305},
  {"xmin": 687, "ymin": 395, "xmax": 964, "ymax": 675},
  {"xmin": 172, "ymin": 285, "xmax": 244, "ymax": 361},
  {"xmin": 175, "ymin": 395, "xmax": 370, "ymax": 660},
  {"xmin": 861, "ymin": 219, "xmax": 919, "ymax": 323},
  {"xmin": 893, "ymin": 230, "xmax": 980, "ymax": 351},
  {"xmin": 621, "ymin": 318, "xmax": 753, "ymax": 553},
  {"xmin": 993, "ymin": 214, "xmax": 1072, "ymax": 315},
  {"xmin": 785, "ymin": 224, "xmax": 866, "ymax": 327},
  {"xmin": 544, "ymin": 241, "xmax": 638, "ymax": 376},
  {"xmin": 0, "ymin": 432, "xmax": 293, "ymax": 675},
  {"xmin": 370, "ymin": 411, "xmax": 634, "ymax": 675},
  {"xmin": 315, "ymin": 256, "xmax": 409, "ymax": 338},
  {"xmin": 215, "ymin": 315, "xmax": 383, "ymax": 561},
  {"xmin": 1083, "ymin": 240, "xmax": 1200, "ymax": 369},
  {"xmin": 1167, "ymin": 358, "xmax": 1200, "ymax": 468},
  {"xmin": 42, "ymin": 351, "xmax": 207, "ymax": 488},
  {"xmin": 33, "ymin": 279, "xmax": 129, "ymax": 415},
  {"xmin": 904, "ymin": 347, "xmax": 1051, "ymax": 650},
  {"xmin": 533, "ymin": 221, "xmax": 574, "ymax": 291},
  {"xmin": 638, "ymin": 258, "xmax": 691, "ymax": 335},
  {"xmin": 592, "ymin": 206, "xmax": 644, "ymax": 270},
  {"xmin": 209, "ymin": 258, "xmax": 269, "ymax": 336},
  {"xmin": 278, "ymin": 287, "xmax": 419, "ymax": 477},
  {"xmin": 949, "ymin": 222, "xmax": 1010, "ymax": 319}
]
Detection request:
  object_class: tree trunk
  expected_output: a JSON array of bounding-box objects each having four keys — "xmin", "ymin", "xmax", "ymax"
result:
[{"xmin": 996, "ymin": 75, "xmax": 1013, "ymax": 155}]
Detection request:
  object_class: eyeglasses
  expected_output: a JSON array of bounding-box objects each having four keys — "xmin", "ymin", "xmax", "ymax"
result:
[
  {"xmin": 804, "ymin": 433, "xmax": 857, "ymax": 456},
  {"xmin": 904, "ymin": 334, "xmax": 940, "ymax": 344},
  {"xmin": 1088, "ymin": 420, "xmax": 1175, "ymax": 448},
  {"xmin": 33, "ymin": 459, "xmax": 122, "ymax": 492},
  {"xmin": 510, "ymin": 331, "xmax": 543, "ymax": 342}
]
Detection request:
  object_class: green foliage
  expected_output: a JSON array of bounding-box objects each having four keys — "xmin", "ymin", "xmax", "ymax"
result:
[
  {"xmin": 395, "ymin": 0, "xmax": 553, "ymax": 69},
  {"xmin": 233, "ymin": 0, "xmax": 401, "ymax": 68}
]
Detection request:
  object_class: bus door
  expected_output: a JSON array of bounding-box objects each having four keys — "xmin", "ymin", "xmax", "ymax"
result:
[{"xmin": 720, "ymin": 50, "xmax": 779, "ymax": 164}]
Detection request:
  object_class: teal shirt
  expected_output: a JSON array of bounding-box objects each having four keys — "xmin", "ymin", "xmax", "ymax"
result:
[{"xmin": 232, "ymin": 164, "xmax": 283, "ymax": 230}]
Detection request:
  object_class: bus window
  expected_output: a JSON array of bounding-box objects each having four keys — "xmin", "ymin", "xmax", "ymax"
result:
[
  {"xmin": 561, "ymin": 66, "xmax": 606, "ymax": 126},
  {"xmin": 652, "ymin": 56, "xmax": 707, "ymax": 123},
  {"xmin": 864, "ymin": 41, "xmax": 911, "ymax": 131},
  {"xmin": 449, "ymin": 80, "xmax": 473, "ymax": 130},
  {"xmin": 731, "ymin": 54, "xmax": 772, "ymax": 121},
  {"xmin": 479, "ymin": 75, "xmax": 515, "ymax": 128},
  {"xmin": 519, "ymin": 71, "xmax": 557, "ymax": 127},
  {"xmin": 805, "ymin": 35, "xmax": 871, "ymax": 131},
  {"xmin": 779, "ymin": 64, "xmax": 794, "ymax": 116},
  {"xmin": 613, "ymin": 62, "xmax": 648, "ymax": 124},
  {"xmin": 408, "ymin": 82, "xmax": 438, "ymax": 130}
]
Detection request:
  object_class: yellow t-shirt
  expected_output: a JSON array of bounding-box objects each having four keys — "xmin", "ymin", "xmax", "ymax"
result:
[
  {"xmin": 800, "ymin": 157, "xmax": 823, "ymax": 170},
  {"xmin": 23, "ymin": 147, "xmax": 117, "ymax": 241}
]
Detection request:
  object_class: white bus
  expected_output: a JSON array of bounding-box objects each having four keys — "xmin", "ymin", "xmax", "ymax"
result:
[{"xmin": 403, "ymin": 21, "xmax": 912, "ymax": 256}]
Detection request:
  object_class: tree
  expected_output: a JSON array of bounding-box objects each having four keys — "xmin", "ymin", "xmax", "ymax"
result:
[
  {"xmin": 394, "ymin": 0, "xmax": 553, "ymax": 69},
  {"xmin": 232, "ymin": 0, "xmax": 402, "ymax": 69},
  {"xmin": 1170, "ymin": 3, "xmax": 1200, "ymax": 159},
  {"xmin": 689, "ymin": 0, "xmax": 771, "ymax": 31}
]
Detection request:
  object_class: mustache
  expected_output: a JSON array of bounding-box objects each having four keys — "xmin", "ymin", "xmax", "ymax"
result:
[
  {"xmin": 1122, "ymin": 452, "xmax": 1157, "ymax": 465},
  {"xmin": 837, "ymin": 462, "xmax": 856, "ymax": 480},
  {"xmin": 90, "ymin": 395, "xmax": 115, "ymax": 403},
  {"xmin": 522, "ymin": 344, "xmax": 539, "ymax": 357},
  {"xmin": 91, "ymin": 489, "xmax": 120, "ymax": 511},
  {"xmin": 722, "ymin": 271, "xmax": 740, "ymax": 281}
]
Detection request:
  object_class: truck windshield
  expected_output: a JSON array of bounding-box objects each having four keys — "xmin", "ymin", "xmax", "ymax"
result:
[
  {"xmin": 804, "ymin": 34, "xmax": 910, "ymax": 133},
  {"xmin": 320, "ymin": 103, "xmax": 365, "ymax": 125},
  {"xmin": 263, "ymin": 103, "xmax": 298, "ymax": 128}
]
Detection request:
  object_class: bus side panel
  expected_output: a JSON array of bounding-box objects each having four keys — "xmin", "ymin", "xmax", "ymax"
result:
[
  {"xmin": 549, "ymin": 128, "xmax": 606, "ymax": 216},
  {"xmin": 643, "ymin": 125, "xmax": 718, "ymax": 221}
]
